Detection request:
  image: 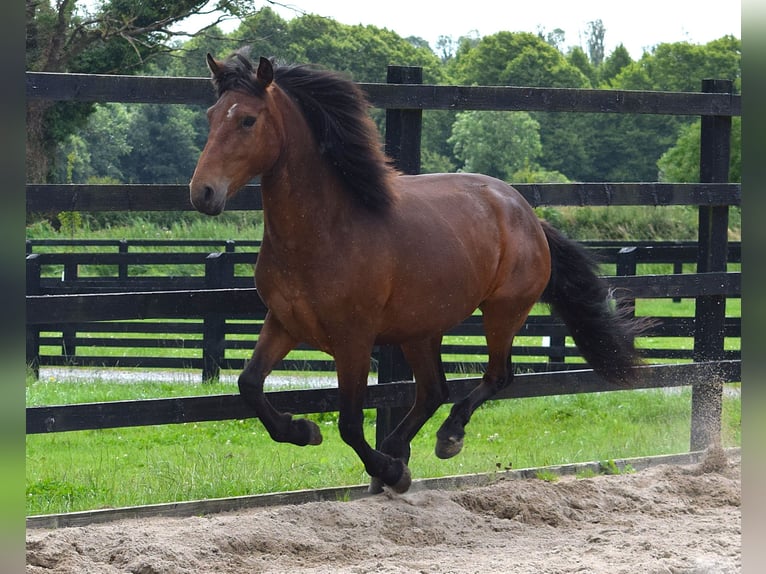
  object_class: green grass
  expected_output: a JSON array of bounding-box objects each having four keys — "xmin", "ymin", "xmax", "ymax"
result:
[{"xmin": 26, "ymin": 374, "xmax": 741, "ymax": 516}]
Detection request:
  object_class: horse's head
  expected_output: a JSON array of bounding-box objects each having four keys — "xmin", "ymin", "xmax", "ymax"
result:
[{"xmin": 189, "ymin": 53, "xmax": 283, "ymax": 215}]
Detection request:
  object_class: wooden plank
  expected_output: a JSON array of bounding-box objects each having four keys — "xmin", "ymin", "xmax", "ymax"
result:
[
  {"xmin": 26, "ymin": 72, "xmax": 215, "ymax": 105},
  {"xmin": 27, "ymin": 238, "xmax": 261, "ymax": 249},
  {"xmin": 26, "ymin": 182, "xmax": 740, "ymax": 213},
  {"xmin": 609, "ymin": 272, "xmax": 740, "ymax": 298},
  {"xmin": 26, "ymin": 72, "xmax": 742, "ymax": 117},
  {"xmin": 37, "ymin": 356, "xmax": 203, "ymax": 370},
  {"xmin": 26, "ymin": 288, "xmax": 267, "ymax": 324},
  {"xmin": 26, "ymin": 448, "xmax": 739, "ymax": 529},
  {"xmin": 25, "ymin": 184, "xmax": 263, "ymax": 213},
  {"xmin": 363, "ymin": 83, "xmax": 742, "ymax": 116},
  {"xmin": 31, "ymin": 252, "xmax": 220, "ymax": 265},
  {"xmin": 515, "ymin": 182, "xmax": 740, "ymax": 207},
  {"xmin": 26, "ymin": 361, "xmax": 740, "ymax": 434}
]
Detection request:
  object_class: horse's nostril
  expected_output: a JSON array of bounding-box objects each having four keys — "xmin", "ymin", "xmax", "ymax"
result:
[{"xmin": 204, "ymin": 185, "xmax": 215, "ymax": 203}]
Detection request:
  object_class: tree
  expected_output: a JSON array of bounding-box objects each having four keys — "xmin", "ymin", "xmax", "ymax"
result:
[
  {"xmin": 567, "ymin": 46, "xmax": 596, "ymax": 86},
  {"xmin": 592, "ymin": 36, "xmax": 742, "ymax": 182},
  {"xmin": 585, "ymin": 19, "xmax": 606, "ymax": 67},
  {"xmin": 52, "ymin": 102, "xmax": 132, "ymax": 183},
  {"xmin": 537, "ymin": 26, "xmax": 565, "ymax": 51},
  {"xmin": 657, "ymin": 117, "xmax": 741, "ymax": 183},
  {"xmin": 448, "ymin": 31, "xmax": 588, "ymax": 87},
  {"xmin": 613, "ymin": 36, "xmax": 741, "ymax": 93},
  {"xmin": 121, "ymin": 104, "xmax": 202, "ymax": 184},
  {"xmin": 599, "ymin": 43, "xmax": 632, "ymax": 86},
  {"xmin": 435, "ymin": 35, "xmax": 456, "ymax": 62},
  {"xmin": 447, "ymin": 111, "xmax": 542, "ymax": 181},
  {"xmin": 26, "ymin": 0, "xmax": 253, "ymax": 182}
]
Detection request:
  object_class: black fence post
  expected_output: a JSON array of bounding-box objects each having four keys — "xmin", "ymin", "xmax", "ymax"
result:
[
  {"xmin": 26, "ymin": 254, "xmax": 42, "ymax": 378},
  {"xmin": 202, "ymin": 252, "xmax": 228, "ymax": 382},
  {"xmin": 616, "ymin": 246, "xmax": 638, "ymax": 315},
  {"xmin": 61, "ymin": 261, "xmax": 78, "ymax": 359},
  {"xmin": 375, "ymin": 65, "xmax": 422, "ymax": 449},
  {"xmin": 691, "ymin": 79, "xmax": 732, "ymax": 451},
  {"xmin": 118, "ymin": 240, "xmax": 129, "ymax": 280}
]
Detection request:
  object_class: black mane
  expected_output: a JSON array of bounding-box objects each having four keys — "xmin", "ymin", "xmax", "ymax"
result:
[{"xmin": 213, "ymin": 48, "xmax": 397, "ymax": 212}]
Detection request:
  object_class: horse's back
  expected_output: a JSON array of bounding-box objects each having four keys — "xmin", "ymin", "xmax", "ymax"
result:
[
  {"xmin": 393, "ymin": 172, "xmax": 548, "ymax": 265},
  {"xmin": 372, "ymin": 172, "xmax": 550, "ymax": 341}
]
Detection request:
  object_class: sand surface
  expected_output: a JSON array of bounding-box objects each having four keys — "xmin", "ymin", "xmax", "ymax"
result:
[{"xmin": 27, "ymin": 448, "xmax": 740, "ymax": 573}]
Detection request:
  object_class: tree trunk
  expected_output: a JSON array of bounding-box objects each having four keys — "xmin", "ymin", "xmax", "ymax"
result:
[{"xmin": 26, "ymin": 100, "xmax": 53, "ymax": 183}]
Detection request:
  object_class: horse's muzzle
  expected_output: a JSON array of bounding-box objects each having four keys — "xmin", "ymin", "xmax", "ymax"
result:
[{"xmin": 189, "ymin": 181, "xmax": 226, "ymax": 215}]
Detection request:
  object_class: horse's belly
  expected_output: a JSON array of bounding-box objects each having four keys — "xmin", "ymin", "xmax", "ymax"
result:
[{"xmin": 375, "ymin": 288, "xmax": 483, "ymax": 344}]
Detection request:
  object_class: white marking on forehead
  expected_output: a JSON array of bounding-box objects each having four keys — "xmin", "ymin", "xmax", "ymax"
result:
[{"xmin": 226, "ymin": 103, "xmax": 238, "ymax": 119}]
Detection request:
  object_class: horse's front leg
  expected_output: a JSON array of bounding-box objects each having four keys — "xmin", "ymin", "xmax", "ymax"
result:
[
  {"xmin": 239, "ymin": 311, "xmax": 322, "ymax": 446},
  {"xmin": 334, "ymin": 347, "xmax": 412, "ymax": 494},
  {"xmin": 369, "ymin": 337, "xmax": 449, "ymax": 493}
]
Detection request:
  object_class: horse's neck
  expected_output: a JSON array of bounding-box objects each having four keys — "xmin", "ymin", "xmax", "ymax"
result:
[
  {"xmin": 259, "ymin": 90, "xmax": 360, "ymax": 254},
  {"xmin": 260, "ymin": 144, "xmax": 351, "ymax": 254}
]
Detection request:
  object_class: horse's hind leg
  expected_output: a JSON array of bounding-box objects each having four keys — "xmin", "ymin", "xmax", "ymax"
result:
[
  {"xmin": 238, "ymin": 312, "xmax": 322, "ymax": 446},
  {"xmin": 369, "ymin": 337, "xmax": 449, "ymax": 493},
  {"xmin": 435, "ymin": 300, "xmax": 532, "ymax": 459}
]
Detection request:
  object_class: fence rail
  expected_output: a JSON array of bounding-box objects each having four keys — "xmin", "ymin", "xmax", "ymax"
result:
[
  {"xmin": 26, "ymin": 181, "xmax": 740, "ymax": 213},
  {"xmin": 25, "ymin": 68, "xmax": 741, "ymax": 453}
]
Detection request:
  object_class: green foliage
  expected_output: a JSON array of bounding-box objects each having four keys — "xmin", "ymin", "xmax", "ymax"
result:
[
  {"xmin": 535, "ymin": 470, "xmax": 559, "ymax": 482},
  {"xmin": 53, "ymin": 104, "xmax": 133, "ymax": 184},
  {"xmin": 567, "ymin": 46, "xmax": 597, "ymax": 85},
  {"xmin": 229, "ymin": 7, "xmax": 444, "ymax": 83},
  {"xmin": 448, "ymin": 111, "xmax": 542, "ymax": 180},
  {"xmin": 26, "ymin": 0, "xmax": 248, "ymax": 182},
  {"xmin": 511, "ymin": 160, "xmax": 569, "ymax": 183},
  {"xmin": 599, "ymin": 44, "xmax": 633, "ymax": 86},
  {"xmin": 543, "ymin": 205, "xmax": 702, "ymax": 241},
  {"xmin": 448, "ymin": 31, "xmax": 590, "ymax": 88},
  {"xmin": 658, "ymin": 117, "xmax": 741, "ymax": 183},
  {"xmin": 56, "ymin": 211, "xmax": 83, "ymax": 237},
  {"xmin": 32, "ymin": 5, "xmax": 742, "ymax": 195},
  {"xmin": 614, "ymin": 36, "xmax": 741, "ymax": 93},
  {"xmin": 123, "ymin": 104, "xmax": 204, "ymax": 183},
  {"xmin": 598, "ymin": 459, "xmax": 621, "ymax": 475}
]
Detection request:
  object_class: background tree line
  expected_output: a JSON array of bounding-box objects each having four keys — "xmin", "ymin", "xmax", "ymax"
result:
[{"xmin": 27, "ymin": 2, "xmax": 741, "ymax": 223}]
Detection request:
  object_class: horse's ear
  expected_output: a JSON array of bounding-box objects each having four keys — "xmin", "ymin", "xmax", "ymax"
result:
[
  {"xmin": 206, "ymin": 53, "xmax": 221, "ymax": 76},
  {"xmin": 256, "ymin": 57, "xmax": 274, "ymax": 88}
]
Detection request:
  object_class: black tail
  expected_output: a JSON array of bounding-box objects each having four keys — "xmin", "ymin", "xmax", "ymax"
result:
[{"xmin": 539, "ymin": 221, "xmax": 650, "ymax": 385}]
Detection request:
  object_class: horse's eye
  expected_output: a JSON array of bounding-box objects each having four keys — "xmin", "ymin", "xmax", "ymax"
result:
[{"xmin": 242, "ymin": 116, "xmax": 256, "ymax": 128}]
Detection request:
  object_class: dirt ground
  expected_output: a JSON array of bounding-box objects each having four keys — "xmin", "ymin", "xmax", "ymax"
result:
[{"xmin": 26, "ymin": 448, "xmax": 740, "ymax": 574}]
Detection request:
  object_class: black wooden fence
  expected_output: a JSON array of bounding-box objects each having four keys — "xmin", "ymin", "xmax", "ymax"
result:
[
  {"xmin": 25, "ymin": 68, "xmax": 741, "ymax": 451},
  {"xmin": 26, "ymin": 238, "xmax": 741, "ymax": 377}
]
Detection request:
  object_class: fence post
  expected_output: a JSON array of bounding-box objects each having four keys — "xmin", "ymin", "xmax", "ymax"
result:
[
  {"xmin": 202, "ymin": 252, "xmax": 228, "ymax": 382},
  {"xmin": 118, "ymin": 240, "xmax": 128, "ymax": 280},
  {"xmin": 690, "ymin": 79, "xmax": 732, "ymax": 451},
  {"xmin": 26, "ymin": 254, "xmax": 42, "ymax": 378},
  {"xmin": 61, "ymin": 261, "xmax": 78, "ymax": 359},
  {"xmin": 375, "ymin": 65, "xmax": 422, "ymax": 449},
  {"xmin": 616, "ymin": 246, "xmax": 638, "ymax": 315}
]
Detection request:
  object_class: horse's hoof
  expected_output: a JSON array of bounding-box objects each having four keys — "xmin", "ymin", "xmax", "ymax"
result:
[
  {"xmin": 435, "ymin": 435, "xmax": 464, "ymax": 459},
  {"xmin": 295, "ymin": 418, "xmax": 323, "ymax": 446},
  {"xmin": 388, "ymin": 463, "xmax": 412, "ymax": 494},
  {"xmin": 368, "ymin": 477, "xmax": 385, "ymax": 494}
]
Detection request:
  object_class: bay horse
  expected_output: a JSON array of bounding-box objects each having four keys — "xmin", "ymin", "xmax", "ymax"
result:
[{"xmin": 189, "ymin": 48, "xmax": 647, "ymax": 494}]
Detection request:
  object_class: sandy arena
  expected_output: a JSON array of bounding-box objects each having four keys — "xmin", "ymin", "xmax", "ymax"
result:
[{"xmin": 26, "ymin": 448, "xmax": 740, "ymax": 573}]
